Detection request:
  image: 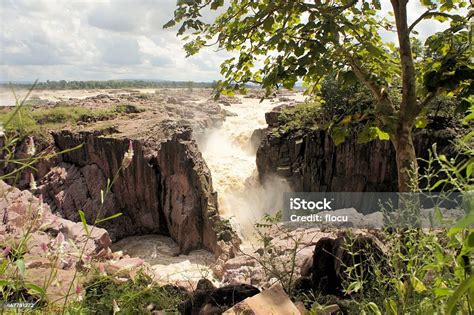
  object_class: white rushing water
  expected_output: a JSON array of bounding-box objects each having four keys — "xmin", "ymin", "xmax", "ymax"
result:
[
  {"xmin": 111, "ymin": 235, "xmax": 216, "ymax": 285},
  {"xmin": 197, "ymin": 93, "xmax": 304, "ymax": 240}
]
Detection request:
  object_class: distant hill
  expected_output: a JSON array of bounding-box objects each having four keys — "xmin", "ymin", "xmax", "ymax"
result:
[{"xmin": 0, "ymin": 79, "xmax": 218, "ymax": 90}]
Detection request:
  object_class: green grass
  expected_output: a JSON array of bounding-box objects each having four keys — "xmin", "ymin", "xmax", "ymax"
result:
[
  {"xmin": 0, "ymin": 104, "xmax": 144, "ymax": 137},
  {"xmin": 83, "ymin": 271, "xmax": 186, "ymax": 314}
]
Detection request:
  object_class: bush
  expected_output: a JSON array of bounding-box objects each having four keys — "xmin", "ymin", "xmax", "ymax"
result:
[
  {"xmin": 277, "ymin": 102, "xmax": 322, "ymax": 133},
  {"xmin": 83, "ymin": 271, "xmax": 186, "ymax": 314},
  {"xmin": 0, "ymin": 106, "xmax": 39, "ymax": 136}
]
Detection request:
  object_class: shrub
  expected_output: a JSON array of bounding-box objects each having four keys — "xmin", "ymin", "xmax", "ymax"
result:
[{"xmin": 83, "ymin": 271, "xmax": 186, "ymax": 314}]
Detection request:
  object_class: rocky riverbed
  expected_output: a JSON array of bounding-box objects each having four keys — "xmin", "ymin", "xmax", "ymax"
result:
[
  {"xmin": 0, "ymin": 88, "xmax": 310, "ymax": 307},
  {"xmin": 1, "ymin": 88, "xmax": 466, "ymax": 313}
]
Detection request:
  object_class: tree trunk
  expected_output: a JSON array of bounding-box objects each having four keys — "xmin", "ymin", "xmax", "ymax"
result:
[
  {"xmin": 391, "ymin": 0, "xmax": 420, "ymax": 192},
  {"xmin": 392, "ymin": 121, "xmax": 418, "ymax": 192}
]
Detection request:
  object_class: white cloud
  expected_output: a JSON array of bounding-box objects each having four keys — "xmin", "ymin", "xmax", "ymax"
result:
[{"xmin": 0, "ymin": 0, "xmax": 464, "ymax": 82}]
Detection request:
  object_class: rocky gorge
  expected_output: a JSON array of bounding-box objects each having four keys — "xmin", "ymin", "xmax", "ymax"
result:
[{"xmin": 0, "ymin": 88, "xmax": 467, "ymax": 313}]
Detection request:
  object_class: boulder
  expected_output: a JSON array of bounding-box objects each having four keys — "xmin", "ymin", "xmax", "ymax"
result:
[
  {"xmin": 104, "ymin": 257, "xmax": 144, "ymax": 277},
  {"xmin": 0, "ymin": 180, "xmax": 115, "ymax": 303},
  {"xmin": 224, "ymin": 283, "xmax": 302, "ymax": 315},
  {"xmin": 179, "ymin": 283, "xmax": 260, "ymax": 314},
  {"xmin": 311, "ymin": 234, "xmax": 386, "ymax": 296}
]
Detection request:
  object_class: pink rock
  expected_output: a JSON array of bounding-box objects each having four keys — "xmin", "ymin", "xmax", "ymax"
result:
[{"xmin": 224, "ymin": 283, "xmax": 302, "ymax": 315}]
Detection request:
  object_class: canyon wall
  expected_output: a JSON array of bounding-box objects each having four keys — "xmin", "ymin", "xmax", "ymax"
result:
[
  {"xmin": 37, "ymin": 128, "xmax": 235, "ymax": 255},
  {"xmin": 257, "ymin": 107, "xmax": 459, "ymax": 192}
]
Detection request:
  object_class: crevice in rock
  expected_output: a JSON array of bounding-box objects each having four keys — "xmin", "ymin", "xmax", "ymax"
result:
[{"xmin": 32, "ymin": 128, "xmax": 237, "ymax": 256}]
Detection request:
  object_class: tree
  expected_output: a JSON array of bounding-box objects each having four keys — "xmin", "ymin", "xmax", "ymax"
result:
[{"xmin": 166, "ymin": 0, "xmax": 473, "ymax": 192}]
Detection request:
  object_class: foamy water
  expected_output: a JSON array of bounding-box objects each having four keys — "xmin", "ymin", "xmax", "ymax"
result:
[
  {"xmin": 112, "ymin": 235, "xmax": 217, "ymax": 285},
  {"xmin": 197, "ymin": 94, "xmax": 304, "ymax": 239}
]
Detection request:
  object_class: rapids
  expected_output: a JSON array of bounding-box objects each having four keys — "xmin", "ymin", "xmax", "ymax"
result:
[{"xmin": 196, "ymin": 93, "xmax": 304, "ymax": 239}]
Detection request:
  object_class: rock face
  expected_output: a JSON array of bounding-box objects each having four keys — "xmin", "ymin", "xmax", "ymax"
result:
[
  {"xmin": 309, "ymin": 233, "xmax": 386, "ymax": 296},
  {"xmin": 0, "ymin": 180, "xmax": 111, "ymax": 257},
  {"xmin": 38, "ymin": 128, "xmax": 235, "ymax": 255},
  {"xmin": 256, "ymin": 107, "xmax": 458, "ymax": 192},
  {"xmin": 0, "ymin": 180, "xmax": 112, "ymax": 302}
]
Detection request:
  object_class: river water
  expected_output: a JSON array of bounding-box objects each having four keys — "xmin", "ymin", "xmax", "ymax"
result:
[{"xmin": 196, "ymin": 94, "xmax": 303, "ymax": 239}]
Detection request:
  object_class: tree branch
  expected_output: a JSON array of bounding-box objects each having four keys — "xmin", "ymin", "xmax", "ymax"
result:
[
  {"xmin": 417, "ymin": 91, "xmax": 437, "ymax": 112},
  {"xmin": 408, "ymin": 10, "xmax": 456, "ymax": 34}
]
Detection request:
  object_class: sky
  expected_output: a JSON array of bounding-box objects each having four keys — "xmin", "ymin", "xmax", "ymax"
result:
[{"xmin": 0, "ymin": 0, "xmax": 459, "ymax": 83}]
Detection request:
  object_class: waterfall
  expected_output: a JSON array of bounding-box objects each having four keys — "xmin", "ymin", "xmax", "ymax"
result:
[{"xmin": 197, "ymin": 93, "xmax": 303, "ymax": 240}]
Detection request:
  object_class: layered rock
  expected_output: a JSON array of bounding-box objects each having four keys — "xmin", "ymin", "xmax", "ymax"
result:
[
  {"xmin": 0, "ymin": 180, "xmax": 111, "ymax": 258},
  {"xmin": 0, "ymin": 180, "xmax": 112, "ymax": 302},
  {"xmin": 37, "ymin": 127, "xmax": 235, "ymax": 255},
  {"xmin": 257, "ymin": 106, "xmax": 458, "ymax": 192}
]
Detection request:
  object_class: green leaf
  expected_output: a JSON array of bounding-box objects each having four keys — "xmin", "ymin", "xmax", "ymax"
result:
[
  {"xmin": 463, "ymin": 130, "xmax": 474, "ymax": 142},
  {"xmin": 412, "ymin": 276, "xmax": 427, "ymax": 293},
  {"xmin": 415, "ymin": 117, "xmax": 428, "ymax": 128},
  {"xmin": 383, "ymin": 299, "xmax": 398, "ymax": 315},
  {"xmin": 331, "ymin": 126, "xmax": 349, "ymax": 146},
  {"xmin": 433, "ymin": 287, "xmax": 453, "ymax": 297},
  {"xmin": 0, "ymin": 259, "xmax": 8, "ymax": 274},
  {"xmin": 346, "ymin": 281, "xmax": 362, "ymax": 293},
  {"xmin": 431, "ymin": 179, "xmax": 447, "ymax": 190},
  {"xmin": 210, "ymin": 0, "xmax": 224, "ymax": 10},
  {"xmin": 375, "ymin": 127, "xmax": 390, "ymax": 140},
  {"xmin": 163, "ymin": 20, "xmax": 176, "ymax": 29},
  {"xmin": 79, "ymin": 210, "xmax": 89, "ymax": 235},
  {"xmin": 433, "ymin": 206, "xmax": 444, "ymax": 223},
  {"xmin": 467, "ymin": 231, "xmax": 474, "ymax": 247},
  {"xmin": 263, "ymin": 16, "xmax": 274, "ymax": 31},
  {"xmin": 25, "ymin": 283, "xmax": 46, "ymax": 297},
  {"xmin": 446, "ymin": 275, "xmax": 474, "ymax": 315},
  {"xmin": 365, "ymin": 302, "xmax": 382, "ymax": 315},
  {"xmin": 95, "ymin": 212, "xmax": 123, "ymax": 225},
  {"xmin": 16, "ymin": 259, "xmax": 25, "ymax": 275},
  {"xmin": 452, "ymin": 213, "xmax": 474, "ymax": 229}
]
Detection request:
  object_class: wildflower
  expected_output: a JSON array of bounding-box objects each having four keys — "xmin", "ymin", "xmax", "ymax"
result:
[
  {"xmin": 2, "ymin": 246, "xmax": 11, "ymax": 257},
  {"xmin": 26, "ymin": 136, "xmax": 36, "ymax": 156},
  {"xmin": 98, "ymin": 262, "xmax": 106, "ymax": 274},
  {"xmin": 36, "ymin": 194, "xmax": 44, "ymax": 218},
  {"xmin": 75, "ymin": 285, "xmax": 81, "ymax": 294},
  {"xmin": 55, "ymin": 232, "xmax": 65, "ymax": 254},
  {"xmin": 83, "ymin": 254, "xmax": 92, "ymax": 267},
  {"xmin": 424, "ymin": 269, "xmax": 435, "ymax": 284},
  {"xmin": 121, "ymin": 140, "xmax": 134, "ymax": 169},
  {"xmin": 112, "ymin": 299, "xmax": 120, "ymax": 314},
  {"xmin": 29, "ymin": 173, "xmax": 37, "ymax": 190},
  {"xmin": 40, "ymin": 242, "xmax": 48, "ymax": 253},
  {"xmin": 0, "ymin": 122, "xmax": 4, "ymax": 137}
]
